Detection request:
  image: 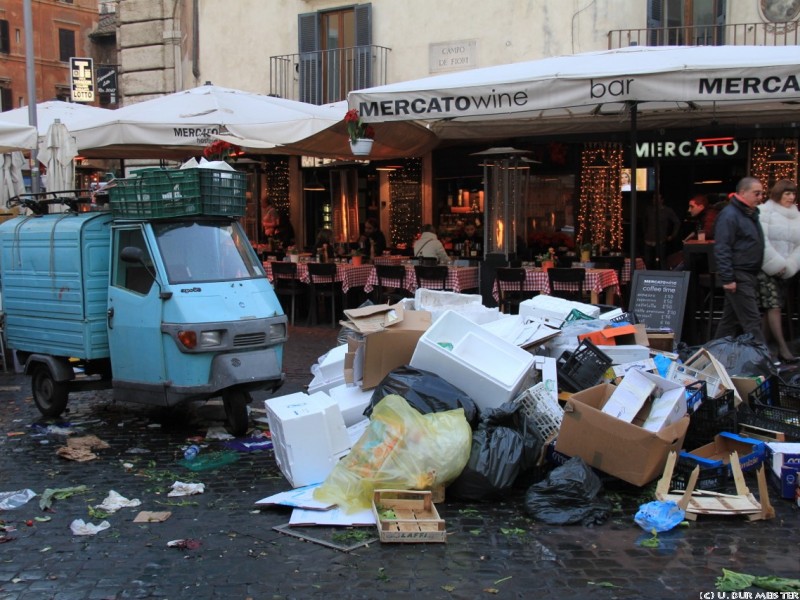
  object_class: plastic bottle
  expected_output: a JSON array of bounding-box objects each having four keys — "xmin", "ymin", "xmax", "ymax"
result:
[{"xmin": 184, "ymin": 445, "xmax": 200, "ymax": 461}]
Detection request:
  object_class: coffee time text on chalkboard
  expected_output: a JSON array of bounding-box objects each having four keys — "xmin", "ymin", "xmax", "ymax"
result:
[{"xmin": 629, "ymin": 270, "xmax": 691, "ymax": 343}]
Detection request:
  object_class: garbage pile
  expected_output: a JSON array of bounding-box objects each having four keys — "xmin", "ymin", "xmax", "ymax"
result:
[{"xmin": 264, "ymin": 290, "xmax": 800, "ymax": 538}]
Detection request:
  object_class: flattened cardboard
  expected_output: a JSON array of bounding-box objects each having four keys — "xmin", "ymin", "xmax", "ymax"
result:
[
  {"xmin": 556, "ymin": 383, "xmax": 690, "ymax": 487},
  {"xmin": 340, "ymin": 304, "xmax": 404, "ymax": 334}
]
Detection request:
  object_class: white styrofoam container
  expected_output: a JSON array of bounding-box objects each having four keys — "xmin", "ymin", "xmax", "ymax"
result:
[
  {"xmin": 307, "ymin": 373, "xmax": 346, "ymax": 396},
  {"xmin": 265, "ymin": 391, "xmax": 350, "ymax": 488},
  {"xmin": 409, "ymin": 310, "xmax": 535, "ymax": 411},
  {"xmin": 311, "ymin": 343, "xmax": 349, "ymax": 382},
  {"xmin": 596, "ymin": 344, "xmax": 651, "ymax": 364},
  {"xmin": 519, "ymin": 295, "xmax": 601, "ymax": 328},
  {"xmin": 328, "ymin": 382, "xmax": 373, "ymax": 427}
]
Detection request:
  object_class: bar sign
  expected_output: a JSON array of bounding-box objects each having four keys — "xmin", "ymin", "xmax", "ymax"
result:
[{"xmin": 70, "ymin": 57, "xmax": 95, "ymax": 102}]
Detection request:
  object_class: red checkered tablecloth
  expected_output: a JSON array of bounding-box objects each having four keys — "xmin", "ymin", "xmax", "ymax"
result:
[
  {"xmin": 364, "ymin": 265, "xmax": 479, "ymax": 295},
  {"xmin": 493, "ymin": 267, "xmax": 619, "ymax": 302},
  {"xmin": 263, "ymin": 262, "xmax": 374, "ymax": 294},
  {"xmin": 621, "ymin": 258, "xmax": 647, "ymax": 284}
]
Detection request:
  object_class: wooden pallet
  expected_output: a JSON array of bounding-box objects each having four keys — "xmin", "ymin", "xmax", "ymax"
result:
[
  {"xmin": 372, "ymin": 489, "xmax": 446, "ymax": 543},
  {"xmin": 655, "ymin": 451, "xmax": 775, "ymax": 521}
]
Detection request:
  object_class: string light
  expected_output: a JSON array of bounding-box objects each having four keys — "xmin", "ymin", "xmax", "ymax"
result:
[
  {"xmin": 751, "ymin": 139, "xmax": 798, "ymax": 191},
  {"xmin": 389, "ymin": 158, "xmax": 422, "ymax": 248},
  {"xmin": 577, "ymin": 143, "xmax": 624, "ymax": 252},
  {"xmin": 262, "ymin": 158, "xmax": 290, "ymax": 215}
]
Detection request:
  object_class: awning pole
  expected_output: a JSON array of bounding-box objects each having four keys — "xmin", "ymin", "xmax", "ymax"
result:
[
  {"xmin": 23, "ymin": 0, "xmax": 39, "ymax": 193},
  {"xmin": 629, "ymin": 102, "xmax": 638, "ymax": 268}
]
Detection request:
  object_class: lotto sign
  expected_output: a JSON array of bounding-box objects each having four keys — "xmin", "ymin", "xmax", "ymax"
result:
[{"xmin": 70, "ymin": 57, "xmax": 95, "ymax": 102}]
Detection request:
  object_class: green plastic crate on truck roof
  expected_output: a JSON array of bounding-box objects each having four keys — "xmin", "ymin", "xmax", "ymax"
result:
[{"xmin": 108, "ymin": 168, "xmax": 246, "ymax": 219}]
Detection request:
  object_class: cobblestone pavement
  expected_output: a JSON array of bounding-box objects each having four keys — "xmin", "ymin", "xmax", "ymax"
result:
[{"xmin": 0, "ymin": 324, "xmax": 798, "ymax": 600}]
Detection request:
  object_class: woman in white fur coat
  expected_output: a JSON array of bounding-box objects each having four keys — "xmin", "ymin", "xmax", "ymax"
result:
[{"xmin": 758, "ymin": 178, "xmax": 800, "ymax": 363}]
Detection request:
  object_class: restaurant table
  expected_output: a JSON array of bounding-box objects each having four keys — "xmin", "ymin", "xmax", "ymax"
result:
[
  {"xmin": 364, "ymin": 264, "xmax": 479, "ymax": 295},
  {"xmin": 372, "ymin": 255, "xmax": 409, "ymax": 266},
  {"xmin": 263, "ymin": 261, "xmax": 374, "ymax": 294},
  {"xmin": 621, "ymin": 257, "xmax": 647, "ymax": 284},
  {"xmin": 493, "ymin": 267, "xmax": 620, "ymax": 305}
]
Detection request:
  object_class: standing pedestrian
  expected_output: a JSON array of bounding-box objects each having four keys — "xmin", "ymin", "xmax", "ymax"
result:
[
  {"xmin": 713, "ymin": 176, "xmax": 766, "ymax": 343},
  {"xmin": 758, "ymin": 179, "xmax": 800, "ymax": 363}
]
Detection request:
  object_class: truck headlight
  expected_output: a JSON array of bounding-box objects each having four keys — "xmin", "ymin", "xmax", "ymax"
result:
[
  {"xmin": 200, "ymin": 330, "xmax": 223, "ymax": 347},
  {"xmin": 268, "ymin": 322, "xmax": 286, "ymax": 341}
]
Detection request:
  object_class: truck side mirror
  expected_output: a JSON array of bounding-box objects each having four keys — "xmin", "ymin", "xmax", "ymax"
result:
[{"xmin": 120, "ymin": 246, "xmax": 146, "ymax": 264}]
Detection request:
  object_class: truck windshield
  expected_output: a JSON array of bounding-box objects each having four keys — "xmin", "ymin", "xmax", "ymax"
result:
[{"xmin": 153, "ymin": 220, "xmax": 266, "ymax": 284}]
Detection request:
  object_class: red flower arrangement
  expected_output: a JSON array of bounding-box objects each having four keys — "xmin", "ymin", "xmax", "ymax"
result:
[
  {"xmin": 203, "ymin": 140, "xmax": 241, "ymax": 162},
  {"xmin": 344, "ymin": 109, "xmax": 375, "ymax": 143}
]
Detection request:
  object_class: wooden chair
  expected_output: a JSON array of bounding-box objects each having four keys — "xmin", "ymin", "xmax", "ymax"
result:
[
  {"xmin": 306, "ymin": 262, "xmax": 341, "ymax": 328},
  {"xmin": 547, "ymin": 267, "xmax": 586, "ymax": 302},
  {"xmin": 270, "ymin": 261, "xmax": 306, "ymax": 326},
  {"xmin": 413, "ymin": 265, "xmax": 450, "ymax": 291},
  {"xmin": 374, "ymin": 264, "xmax": 411, "ymax": 305},
  {"xmin": 494, "ymin": 267, "xmax": 536, "ymax": 314}
]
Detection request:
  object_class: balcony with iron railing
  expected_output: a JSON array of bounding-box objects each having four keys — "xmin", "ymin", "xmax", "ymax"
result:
[
  {"xmin": 608, "ymin": 21, "xmax": 800, "ymax": 49},
  {"xmin": 269, "ymin": 45, "xmax": 391, "ymax": 105}
]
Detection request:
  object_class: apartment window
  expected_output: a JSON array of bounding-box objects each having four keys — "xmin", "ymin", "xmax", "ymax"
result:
[
  {"xmin": 58, "ymin": 28, "xmax": 75, "ymax": 62},
  {"xmin": 1, "ymin": 87, "xmax": 12, "ymax": 112},
  {"xmin": 1, "ymin": 20, "xmax": 10, "ymax": 54},
  {"xmin": 648, "ymin": 0, "xmax": 726, "ymax": 45},
  {"xmin": 298, "ymin": 3, "xmax": 372, "ymax": 104}
]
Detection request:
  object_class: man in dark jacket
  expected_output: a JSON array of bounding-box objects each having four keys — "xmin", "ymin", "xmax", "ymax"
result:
[{"xmin": 713, "ymin": 177, "xmax": 766, "ymax": 343}]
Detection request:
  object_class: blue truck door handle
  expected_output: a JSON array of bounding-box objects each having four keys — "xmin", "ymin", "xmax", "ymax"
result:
[{"xmin": 107, "ymin": 307, "xmax": 114, "ymax": 329}]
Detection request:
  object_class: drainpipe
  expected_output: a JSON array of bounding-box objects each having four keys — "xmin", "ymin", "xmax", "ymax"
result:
[
  {"xmin": 192, "ymin": 0, "xmax": 200, "ymax": 80},
  {"xmin": 165, "ymin": 0, "xmax": 182, "ymax": 92}
]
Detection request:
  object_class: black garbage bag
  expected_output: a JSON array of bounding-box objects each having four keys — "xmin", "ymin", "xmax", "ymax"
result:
[
  {"xmin": 524, "ymin": 457, "xmax": 611, "ymax": 526},
  {"xmin": 447, "ymin": 401, "xmax": 544, "ymax": 501},
  {"xmin": 366, "ymin": 366, "xmax": 479, "ymax": 428},
  {"xmin": 704, "ymin": 333, "xmax": 777, "ymax": 379}
]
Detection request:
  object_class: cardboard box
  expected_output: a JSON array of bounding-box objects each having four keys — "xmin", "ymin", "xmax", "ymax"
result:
[
  {"xmin": 265, "ymin": 391, "xmax": 351, "ymax": 488},
  {"xmin": 340, "ymin": 304, "xmax": 405, "ymax": 334},
  {"xmin": 556, "ymin": 383, "xmax": 689, "ymax": 486},
  {"xmin": 647, "ymin": 332, "xmax": 675, "ymax": 352},
  {"xmin": 344, "ymin": 309, "xmax": 431, "ymax": 390},
  {"xmin": 681, "ymin": 432, "xmax": 766, "ymax": 474},
  {"xmin": 731, "ymin": 376, "xmax": 764, "ymax": 405},
  {"xmin": 578, "ymin": 324, "xmax": 649, "ymax": 347},
  {"xmin": 765, "ymin": 442, "xmax": 800, "ymax": 499}
]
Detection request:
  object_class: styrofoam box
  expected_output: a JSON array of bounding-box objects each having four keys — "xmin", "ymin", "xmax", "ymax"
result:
[
  {"xmin": 328, "ymin": 382, "xmax": 374, "ymax": 427},
  {"xmin": 311, "ymin": 343, "xmax": 348, "ymax": 382},
  {"xmin": 410, "ymin": 310, "xmax": 535, "ymax": 411},
  {"xmin": 596, "ymin": 344, "xmax": 651, "ymax": 365},
  {"xmin": 265, "ymin": 391, "xmax": 351, "ymax": 488},
  {"xmin": 519, "ymin": 295, "xmax": 601, "ymax": 328},
  {"xmin": 307, "ymin": 373, "xmax": 346, "ymax": 396}
]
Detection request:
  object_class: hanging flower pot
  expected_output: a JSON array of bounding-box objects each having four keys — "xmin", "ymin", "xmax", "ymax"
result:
[{"xmin": 349, "ymin": 138, "xmax": 374, "ymax": 157}]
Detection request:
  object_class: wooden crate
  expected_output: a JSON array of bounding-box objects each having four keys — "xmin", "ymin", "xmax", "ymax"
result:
[{"xmin": 372, "ymin": 489, "xmax": 446, "ymax": 543}]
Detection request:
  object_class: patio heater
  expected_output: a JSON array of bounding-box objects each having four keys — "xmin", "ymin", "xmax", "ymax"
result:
[{"xmin": 471, "ymin": 147, "xmax": 533, "ymax": 306}]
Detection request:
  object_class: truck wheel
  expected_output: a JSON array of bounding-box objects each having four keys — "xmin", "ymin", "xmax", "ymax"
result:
[
  {"xmin": 222, "ymin": 389, "xmax": 250, "ymax": 437},
  {"xmin": 31, "ymin": 365, "xmax": 69, "ymax": 418}
]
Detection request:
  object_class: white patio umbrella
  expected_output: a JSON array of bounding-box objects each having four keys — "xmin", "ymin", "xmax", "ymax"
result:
[
  {"xmin": 0, "ymin": 151, "xmax": 27, "ymax": 207},
  {"xmin": 70, "ymin": 84, "xmax": 346, "ymax": 159},
  {"xmin": 0, "ymin": 121, "xmax": 37, "ymax": 154},
  {"xmin": 349, "ymin": 44, "xmax": 800, "ymax": 259},
  {"xmin": 0, "ymin": 100, "xmax": 112, "ymax": 142},
  {"xmin": 38, "ymin": 119, "xmax": 78, "ymax": 196}
]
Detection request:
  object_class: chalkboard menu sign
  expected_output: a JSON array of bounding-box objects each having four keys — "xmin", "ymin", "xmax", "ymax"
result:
[{"xmin": 629, "ymin": 270, "xmax": 691, "ymax": 343}]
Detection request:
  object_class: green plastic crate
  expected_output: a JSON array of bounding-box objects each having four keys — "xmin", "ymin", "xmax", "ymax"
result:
[{"xmin": 109, "ymin": 168, "xmax": 246, "ymax": 219}]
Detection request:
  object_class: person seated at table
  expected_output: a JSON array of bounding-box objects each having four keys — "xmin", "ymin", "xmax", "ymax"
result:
[
  {"xmin": 357, "ymin": 217, "xmax": 387, "ymax": 259},
  {"xmin": 413, "ymin": 224, "xmax": 451, "ymax": 265},
  {"xmin": 313, "ymin": 227, "xmax": 342, "ymax": 261},
  {"xmin": 452, "ymin": 221, "xmax": 483, "ymax": 257}
]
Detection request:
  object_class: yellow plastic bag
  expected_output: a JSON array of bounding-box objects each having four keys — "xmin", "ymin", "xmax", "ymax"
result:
[{"xmin": 313, "ymin": 394, "xmax": 472, "ymax": 512}]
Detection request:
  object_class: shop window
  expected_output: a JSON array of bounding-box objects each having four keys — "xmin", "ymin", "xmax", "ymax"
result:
[
  {"xmin": 0, "ymin": 20, "xmax": 10, "ymax": 54},
  {"xmin": 58, "ymin": 28, "xmax": 75, "ymax": 62},
  {"xmin": 298, "ymin": 4, "xmax": 371, "ymax": 104},
  {"xmin": 648, "ymin": 0, "xmax": 726, "ymax": 46}
]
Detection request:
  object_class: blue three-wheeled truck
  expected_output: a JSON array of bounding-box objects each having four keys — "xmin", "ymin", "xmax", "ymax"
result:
[{"xmin": 0, "ymin": 168, "xmax": 287, "ymax": 436}]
